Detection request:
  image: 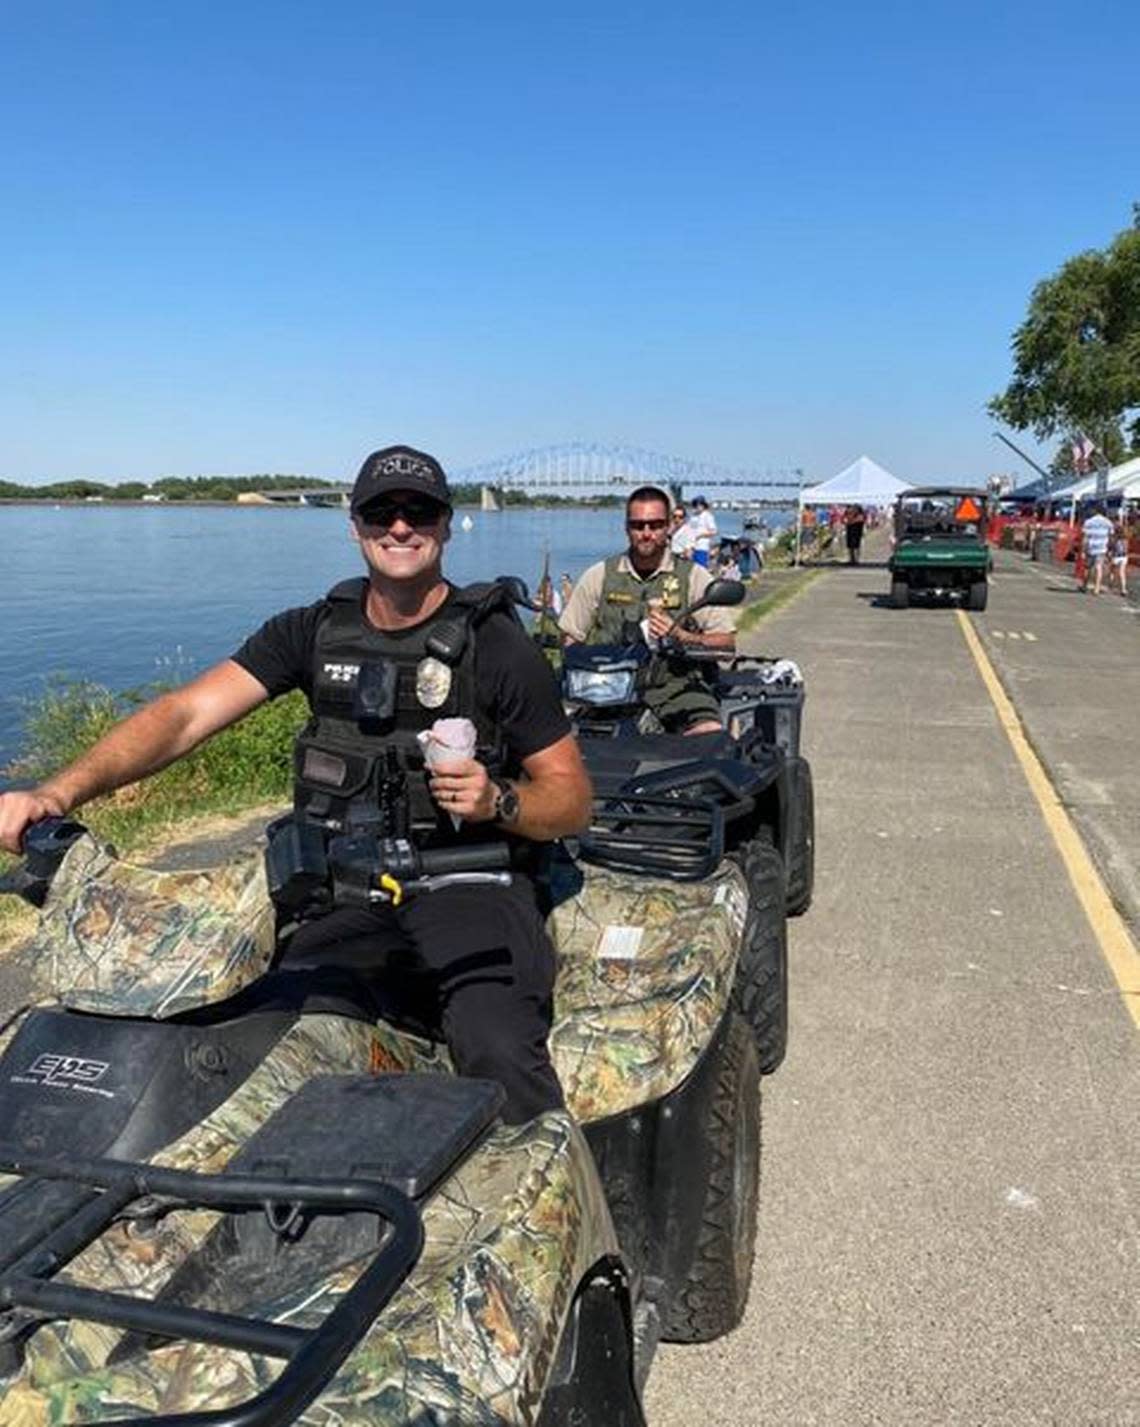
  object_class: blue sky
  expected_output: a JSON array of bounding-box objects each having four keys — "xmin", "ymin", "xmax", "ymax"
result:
[{"xmin": 2, "ymin": 0, "xmax": 1136, "ymax": 486}]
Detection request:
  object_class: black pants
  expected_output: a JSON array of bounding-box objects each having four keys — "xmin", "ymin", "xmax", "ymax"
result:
[{"xmin": 282, "ymin": 879, "xmax": 563, "ymax": 1125}]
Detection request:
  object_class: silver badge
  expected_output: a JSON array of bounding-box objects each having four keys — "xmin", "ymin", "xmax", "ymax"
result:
[{"xmin": 415, "ymin": 656, "xmax": 452, "ymax": 708}]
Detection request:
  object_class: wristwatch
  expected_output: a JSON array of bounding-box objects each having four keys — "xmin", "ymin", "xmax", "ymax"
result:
[{"xmin": 491, "ymin": 778, "xmax": 521, "ymax": 825}]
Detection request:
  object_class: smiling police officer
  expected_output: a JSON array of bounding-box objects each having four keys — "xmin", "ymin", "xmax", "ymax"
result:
[{"xmin": 0, "ymin": 444, "xmax": 592, "ymax": 1124}]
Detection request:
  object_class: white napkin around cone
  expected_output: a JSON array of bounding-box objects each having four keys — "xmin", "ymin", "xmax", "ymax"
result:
[{"xmin": 418, "ymin": 718, "xmax": 477, "ymax": 828}]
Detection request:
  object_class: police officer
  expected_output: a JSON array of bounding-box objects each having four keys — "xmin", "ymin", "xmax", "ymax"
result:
[
  {"xmin": 558, "ymin": 485, "xmax": 736, "ymax": 734},
  {"xmin": 0, "ymin": 445, "xmax": 592, "ymax": 1124}
]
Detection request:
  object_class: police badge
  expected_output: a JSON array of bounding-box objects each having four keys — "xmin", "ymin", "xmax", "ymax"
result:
[{"xmin": 415, "ymin": 656, "xmax": 452, "ymax": 708}]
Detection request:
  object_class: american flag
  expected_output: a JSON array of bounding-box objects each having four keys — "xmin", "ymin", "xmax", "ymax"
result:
[{"xmin": 1071, "ymin": 434, "xmax": 1096, "ymax": 473}]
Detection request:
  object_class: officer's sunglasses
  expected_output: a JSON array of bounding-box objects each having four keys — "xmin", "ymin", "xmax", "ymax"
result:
[
  {"xmin": 627, "ymin": 518, "xmax": 668, "ymax": 531},
  {"xmin": 359, "ymin": 497, "xmax": 447, "ymax": 528}
]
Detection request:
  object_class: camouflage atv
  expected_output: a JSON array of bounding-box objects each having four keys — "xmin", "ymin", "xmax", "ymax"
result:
[
  {"xmin": 562, "ymin": 578, "xmax": 816, "ymax": 1078},
  {"xmin": 0, "ymin": 803, "xmax": 761, "ymax": 1425}
]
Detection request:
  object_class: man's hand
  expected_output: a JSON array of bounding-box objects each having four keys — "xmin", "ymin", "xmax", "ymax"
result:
[
  {"xmin": 647, "ymin": 604, "xmax": 677, "ymax": 642},
  {"xmin": 429, "ymin": 736, "xmax": 592, "ymax": 841},
  {"xmin": 428, "ymin": 758, "xmax": 497, "ymax": 823},
  {"xmin": 0, "ymin": 790, "xmax": 67, "ymax": 856}
]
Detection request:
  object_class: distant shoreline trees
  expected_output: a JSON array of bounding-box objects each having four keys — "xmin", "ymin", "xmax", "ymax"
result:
[
  {"xmin": 0, "ymin": 475, "xmax": 621, "ymax": 507},
  {"xmin": 0, "ymin": 474, "xmax": 342, "ymax": 502}
]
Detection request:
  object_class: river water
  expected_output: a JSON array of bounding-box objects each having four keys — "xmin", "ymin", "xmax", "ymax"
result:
[{"xmin": 0, "ymin": 504, "xmax": 786, "ymax": 770}]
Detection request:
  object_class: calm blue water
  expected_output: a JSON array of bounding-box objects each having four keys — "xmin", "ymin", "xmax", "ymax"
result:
[{"xmin": 0, "ymin": 504, "xmax": 786, "ymax": 770}]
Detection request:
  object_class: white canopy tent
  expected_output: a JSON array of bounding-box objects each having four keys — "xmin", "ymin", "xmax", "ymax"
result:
[
  {"xmin": 798, "ymin": 455, "xmax": 912, "ymax": 507},
  {"xmin": 1049, "ymin": 454, "xmax": 1140, "ymax": 503},
  {"xmin": 794, "ymin": 456, "xmax": 912, "ymax": 563}
]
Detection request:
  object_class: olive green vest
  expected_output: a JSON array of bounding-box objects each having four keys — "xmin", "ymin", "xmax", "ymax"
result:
[{"xmin": 586, "ymin": 555, "xmax": 695, "ymax": 645}]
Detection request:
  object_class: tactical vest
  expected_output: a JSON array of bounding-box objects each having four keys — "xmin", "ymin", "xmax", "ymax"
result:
[
  {"xmin": 293, "ymin": 579, "xmax": 514, "ymax": 844},
  {"xmin": 586, "ymin": 555, "xmax": 695, "ymax": 645}
]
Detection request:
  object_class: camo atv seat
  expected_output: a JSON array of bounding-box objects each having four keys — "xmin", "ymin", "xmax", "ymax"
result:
[
  {"xmin": 23, "ymin": 834, "xmax": 748, "ymax": 1127},
  {"xmin": 545, "ymin": 857, "xmax": 748, "ymax": 1122},
  {"xmin": 29, "ymin": 833, "xmax": 276, "ymax": 1019}
]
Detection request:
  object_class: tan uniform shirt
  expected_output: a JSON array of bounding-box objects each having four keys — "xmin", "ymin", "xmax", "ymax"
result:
[{"xmin": 558, "ymin": 550, "xmax": 736, "ymax": 642}]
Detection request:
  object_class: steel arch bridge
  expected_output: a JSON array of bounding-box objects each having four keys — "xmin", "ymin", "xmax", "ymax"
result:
[{"xmin": 450, "ymin": 442, "xmax": 804, "ymax": 505}]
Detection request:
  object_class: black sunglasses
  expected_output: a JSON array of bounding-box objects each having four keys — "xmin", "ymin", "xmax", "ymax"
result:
[
  {"xmin": 627, "ymin": 518, "xmax": 668, "ymax": 531},
  {"xmin": 359, "ymin": 497, "xmax": 447, "ymax": 528}
]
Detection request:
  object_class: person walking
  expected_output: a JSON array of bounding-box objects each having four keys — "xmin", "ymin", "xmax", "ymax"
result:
[
  {"xmin": 1079, "ymin": 505, "xmax": 1114, "ymax": 595},
  {"xmin": 0, "ymin": 444, "xmax": 593, "ymax": 1125},
  {"xmin": 1108, "ymin": 518, "xmax": 1130, "ymax": 597},
  {"xmin": 844, "ymin": 504, "xmax": 866, "ymax": 565}
]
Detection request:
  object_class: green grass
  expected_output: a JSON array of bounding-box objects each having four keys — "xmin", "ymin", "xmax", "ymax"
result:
[
  {"xmin": 1, "ymin": 681, "xmax": 308, "ymax": 943},
  {"xmin": 736, "ymin": 568, "xmax": 820, "ymax": 633}
]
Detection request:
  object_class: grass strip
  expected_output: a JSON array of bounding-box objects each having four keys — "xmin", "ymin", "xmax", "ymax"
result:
[
  {"xmin": 1, "ymin": 682, "xmax": 308, "ymax": 949},
  {"xmin": 737, "ymin": 568, "xmax": 821, "ymax": 634}
]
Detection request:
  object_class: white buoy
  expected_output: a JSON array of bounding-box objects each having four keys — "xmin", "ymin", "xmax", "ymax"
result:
[{"xmin": 460, "ymin": 514, "xmax": 474, "ymax": 531}]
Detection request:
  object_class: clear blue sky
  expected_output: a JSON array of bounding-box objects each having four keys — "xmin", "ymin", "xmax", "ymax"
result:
[{"xmin": 2, "ymin": 0, "xmax": 1136, "ymax": 486}]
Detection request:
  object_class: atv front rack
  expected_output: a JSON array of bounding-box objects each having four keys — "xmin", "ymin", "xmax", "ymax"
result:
[
  {"xmin": 579, "ymin": 793, "xmax": 726, "ymax": 881},
  {"xmin": 0, "ymin": 1151, "xmax": 423, "ymax": 1427}
]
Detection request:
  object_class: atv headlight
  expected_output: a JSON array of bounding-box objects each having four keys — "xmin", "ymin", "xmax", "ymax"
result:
[{"xmin": 565, "ymin": 665, "xmax": 639, "ymax": 706}]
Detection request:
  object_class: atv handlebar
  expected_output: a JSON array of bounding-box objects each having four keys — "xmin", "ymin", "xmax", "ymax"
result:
[
  {"xmin": 0, "ymin": 816, "xmax": 87, "ymax": 907},
  {"xmin": 414, "ymin": 842, "xmax": 511, "ymax": 876}
]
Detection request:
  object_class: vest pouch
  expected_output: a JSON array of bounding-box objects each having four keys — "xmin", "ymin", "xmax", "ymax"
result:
[
  {"xmin": 294, "ymin": 732, "xmax": 378, "ymax": 828},
  {"xmin": 265, "ymin": 817, "xmax": 330, "ymax": 916}
]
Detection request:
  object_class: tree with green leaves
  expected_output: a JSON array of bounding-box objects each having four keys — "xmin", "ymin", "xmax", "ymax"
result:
[{"xmin": 989, "ymin": 207, "xmax": 1140, "ymax": 465}]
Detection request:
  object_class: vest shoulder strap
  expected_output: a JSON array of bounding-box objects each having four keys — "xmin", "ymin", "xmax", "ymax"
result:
[
  {"xmin": 449, "ymin": 578, "xmax": 524, "ymax": 625},
  {"xmin": 326, "ymin": 577, "xmax": 367, "ymax": 604}
]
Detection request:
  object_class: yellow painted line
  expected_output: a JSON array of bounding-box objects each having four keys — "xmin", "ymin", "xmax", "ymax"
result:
[{"xmin": 957, "ymin": 610, "xmax": 1140, "ymax": 1028}]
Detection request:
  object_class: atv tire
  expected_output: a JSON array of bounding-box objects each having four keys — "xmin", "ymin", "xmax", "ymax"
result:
[
  {"xmin": 967, "ymin": 579, "xmax": 988, "ymax": 611},
  {"xmin": 786, "ymin": 760, "xmax": 815, "ymax": 918},
  {"xmin": 732, "ymin": 839, "xmax": 788, "ymax": 1073},
  {"xmin": 661, "ymin": 1013, "xmax": 761, "ymax": 1343},
  {"xmin": 890, "ymin": 578, "xmax": 910, "ymax": 609}
]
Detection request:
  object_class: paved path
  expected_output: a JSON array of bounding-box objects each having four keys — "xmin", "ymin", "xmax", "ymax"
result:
[
  {"xmin": 980, "ymin": 548, "xmax": 1140, "ymax": 932},
  {"xmin": 645, "ymin": 554, "xmax": 1139, "ymax": 1426}
]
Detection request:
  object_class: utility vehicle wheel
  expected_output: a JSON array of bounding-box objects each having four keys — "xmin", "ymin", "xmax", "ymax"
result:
[
  {"xmin": 731, "ymin": 840, "xmax": 787, "ymax": 1073},
  {"xmin": 787, "ymin": 761, "xmax": 815, "ymax": 918},
  {"xmin": 967, "ymin": 579, "xmax": 988, "ymax": 611},
  {"xmin": 890, "ymin": 579, "xmax": 909, "ymax": 609},
  {"xmin": 661, "ymin": 1013, "xmax": 761, "ymax": 1344}
]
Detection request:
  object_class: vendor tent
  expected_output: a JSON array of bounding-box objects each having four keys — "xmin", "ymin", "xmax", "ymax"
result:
[
  {"xmin": 1050, "ymin": 454, "xmax": 1140, "ymax": 502},
  {"xmin": 799, "ymin": 455, "xmax": 911, "ymax": 506},
  {"xmin": 794, "ymin": 456, "xmax": 911, "ymax": 563}
]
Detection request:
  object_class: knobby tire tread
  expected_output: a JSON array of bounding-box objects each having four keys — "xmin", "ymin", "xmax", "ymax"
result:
[
  {"xmin": 661, "ymin": 1013, "xmax": 761, "ymax": 1343},
  {"xmin": 731, "ymin": 841, "xmax": 788, "ymax": 1074}
]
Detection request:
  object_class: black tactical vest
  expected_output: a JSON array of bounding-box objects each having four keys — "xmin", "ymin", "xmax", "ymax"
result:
[{"xmin": 293, "ymin": 579, "xmax": 515, "ymax": 844}]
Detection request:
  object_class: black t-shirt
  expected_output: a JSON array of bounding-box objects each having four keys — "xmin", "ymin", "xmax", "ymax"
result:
[{"xmin": 231, "ymin": 583, "xmax": 571, "ymax": 763}]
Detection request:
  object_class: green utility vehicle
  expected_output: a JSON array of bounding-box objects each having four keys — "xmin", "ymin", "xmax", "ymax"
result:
[{"xmin": 888, "ymin": 487, "xmax": 992, "ymax": 610}]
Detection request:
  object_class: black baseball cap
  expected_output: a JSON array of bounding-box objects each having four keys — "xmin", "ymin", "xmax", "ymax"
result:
[{"xmin": 350, "ymin": 445, "xmax": 452, "ymax": 514}]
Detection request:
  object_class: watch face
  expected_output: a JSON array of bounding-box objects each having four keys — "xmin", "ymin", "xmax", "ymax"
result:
[{"xmin": 497, "ymin": 781, "xmax": 520, "ymax": 821}]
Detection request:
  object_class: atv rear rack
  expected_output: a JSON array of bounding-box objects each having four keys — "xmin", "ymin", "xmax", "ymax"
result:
[
  {"xmin": 579, "ymin": 793, "xmax": 726, "ymax": 881},
  {"xmin": 0, "ymin": 1151, "xmax": 423, "ymax": 1427}
]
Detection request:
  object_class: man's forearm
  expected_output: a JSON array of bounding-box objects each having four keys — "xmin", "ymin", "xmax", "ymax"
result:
[
  {"xmin": 35, "ymin": 662, "xmax": 268, "ymax": 815},
  {"xmin": 508, "ymin": 773, "xmax": 592, "ymax": 841},
  {"xmin": 37, "ymin": 691, "xmax": 206, "ymax": 814},
  {"xmin": 681, "ymin": 627, "xmax": 736, "ymax": 651}
]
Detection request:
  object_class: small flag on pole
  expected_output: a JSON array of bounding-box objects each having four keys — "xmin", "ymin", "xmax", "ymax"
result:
[{"xmin": 1071, "ymin": 434, "xmax": 1096, "ymax": 474}]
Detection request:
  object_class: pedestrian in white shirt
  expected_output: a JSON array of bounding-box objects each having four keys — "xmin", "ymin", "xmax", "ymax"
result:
[
  {"xmin": 670, "ymin": 505, "xmax": 695, "ymax": 558},
  {"xmin": 689, "ymin": 496, "xmax": 717, "ymax": 568},
  {"xmin": 1080, "ymin": 506, "xmax": 1114, "ymax": 595}
]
